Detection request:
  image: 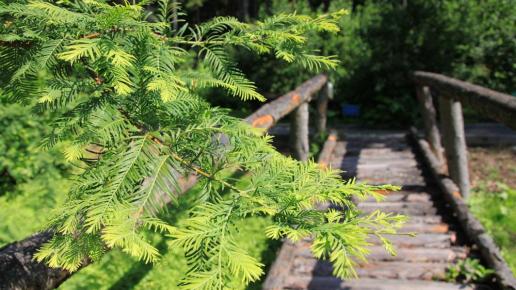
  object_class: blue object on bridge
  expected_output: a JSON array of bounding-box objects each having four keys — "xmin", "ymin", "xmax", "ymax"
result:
[{"xmin": 341, "ymin": 104, "xmax": 360, "ymax": 117}]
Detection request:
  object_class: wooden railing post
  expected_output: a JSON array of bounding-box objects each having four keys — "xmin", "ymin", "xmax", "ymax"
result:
[
  {"xmin": 290, "ymin": 101, "xmax": 309, "ymax": 161},
  {"xmin": 438, "ymin": 96, "xmax": 470, "ymax": 198},
  {"xmin": 415, "ymin": 85, "xmax": 445, "ymax": 165},
  {"xmin": 316, "ymin": 81, "xmax": 333, "ymax": 136}
]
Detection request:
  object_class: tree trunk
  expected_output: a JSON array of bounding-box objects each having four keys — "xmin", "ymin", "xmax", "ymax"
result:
[{"xmin": 0, "ymin": 231, "xmax": 72, "ymax": 290}]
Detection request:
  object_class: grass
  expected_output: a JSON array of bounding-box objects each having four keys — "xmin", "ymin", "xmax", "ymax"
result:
[{"xmin": 468, "ymin": 147, "xmax": 516, "ymax": 274}]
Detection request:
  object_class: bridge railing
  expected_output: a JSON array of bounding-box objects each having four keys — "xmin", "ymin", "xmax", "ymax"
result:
[
  {"xmin": 412, "ymin": 71, "xmax": 516, "ymax": 289},
  {"xmin": 245, "ymin": 74, "xmax": 333, "ymax": 161},
  {"xmin": 413, "ymin": 71, "xmax": 516, "ymax": 199}
]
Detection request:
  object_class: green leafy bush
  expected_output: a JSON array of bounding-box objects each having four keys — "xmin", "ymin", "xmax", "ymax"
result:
[
  {"xmin": 469, "ymin": 182, "xmax": 516, "ymax": 274},
  {"xmin": 0, "ymin": 1, "xmax": 403, "ymax": 288},
  {"xmin": 445, "ymin": 258, "xmax": 494, "ymax": 284},
  {"xmin": 0, "ymin": 99, "xmax": 71, "ymax": 245}
]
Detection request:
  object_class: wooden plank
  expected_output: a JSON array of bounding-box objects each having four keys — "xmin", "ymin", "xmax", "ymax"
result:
[
  {"xmin": 413, "ymin": 71, "xmax": 516, "ymax": 130},
  {"xmin": 407, "ymin": 215, "xmax": 443, "ymax": 224},
  {"xmin": 400, "ymin": 222, "xmax": 449, "ymax": 233},
  {"xmin": 292, "ymin": 259, "xmax": 451, "ymax": 280},
  {"xmin": 368, "ymin": 233, "xmax": 454, "ymax": 248},
  {"xmin": 438, "ymin": 95, "xmax": 470, "ymax": 198},
  {"xmin": 358, "ymin": 201, "xmax": 437, "ymax": 215},
  {"xmin": 283, "ymin": 277, "xmax": 490, "ymax": 290},
  {"xmin": 410, "ymin": 129, "xmax": 516, "ymax": 290},
  {"xmin": 297, "ymin": 246, "xmax": 467, "ymax": 263}
]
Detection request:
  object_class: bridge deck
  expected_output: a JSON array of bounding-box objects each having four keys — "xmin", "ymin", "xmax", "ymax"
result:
[{"xmin": 264, "ymin": 131, "xmax": 491, "ymax": 290}]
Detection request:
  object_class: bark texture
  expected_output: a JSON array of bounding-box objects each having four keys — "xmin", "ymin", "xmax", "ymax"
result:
[
  {"xmin": 415, "ymin": 85, "xmax": 444, "ymax": 164},
  {"xmin": 438, "ymin": 96, "xmax": 470, "ymax": 198},
  {"xmin": 290, "ymin": 102, "xmax": 309, "ymax": 162},
  {"xmin": 0, "ymin": 231, "xmax": 70, "ymax": 290},
  {"xmin": 413, "ymin": 71, "xmax": 516, "ymax": 130}
]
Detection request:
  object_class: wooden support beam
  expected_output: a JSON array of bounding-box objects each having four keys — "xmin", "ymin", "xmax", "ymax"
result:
[
  {"xmin": 317, "ymin": 130, "xmax": 337, "ymax": 169},
  {"xmin": 413, "ymin": 71, "xmax": 516, "ymax": 130},
  {"xmin": 415, "ymin": 85, "xmax": 444, "ymax": 164},
  {"xmin": 409, "ymin": 128, "xmax": 516, "ymax": 290},
  {"xmin": 316, "ymin": 81, "xmax": 333, "ymax": 136},
  {"xmin": 290, "ymin": 102, "xmax": 309, "ymax": 161},
  {"xmin": 438, "ymin": 96, "xmax": 470, "ymax": 198}
]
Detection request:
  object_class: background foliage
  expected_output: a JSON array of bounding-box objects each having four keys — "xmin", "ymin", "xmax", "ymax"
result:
[{"xmin": 201, "ymin": 0, "xmax": 516, "ymax": 126}]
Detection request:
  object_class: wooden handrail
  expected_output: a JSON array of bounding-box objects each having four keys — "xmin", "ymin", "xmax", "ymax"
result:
[
  {"xmin": 245, "ymin": 74, "xmax": 328, "ymax": 129},
  {"xmin": 412, "ymin": 72, "xmax": 516, "ymax": 288},
  {"xmin": 413, "ymin": 71, "xmax": 516, "ymax": 130},
  {"xmin": 412, "ymin": 71, "xmax": 516, "ymax": 198},
  {"xmin": 245, "ymin": 74, "xmax": 330, "ymax": 161},
  {"xmin": 0, "ymin": 75, "xmax": 331, "ymax": 290},
  {"xmin": 410, "ymin": 129, "xmax": 516, "ymax": 290}
]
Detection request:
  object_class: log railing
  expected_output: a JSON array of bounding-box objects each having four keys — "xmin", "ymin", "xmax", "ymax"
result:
[
  {"xmin": 413, "ymin": 71, "xmax": 516, "ymax": 199},
  {"xmin": 245, "ymin": 74, "xmax": 333, "ymax": 161},
  {"xmin": 412, "ymin": 71, "xmax": 516, "ymax": 290},
  {"xmin": 0, "ymin": 75, "xmax": 333, "ymax": 290}
]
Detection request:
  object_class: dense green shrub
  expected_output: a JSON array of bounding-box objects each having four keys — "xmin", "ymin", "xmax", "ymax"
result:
[
  {"xmin": 0, "ymin": 98, "xmax": 71, "ymax": 245},
  {"xmin": 0, "ymin": 1, "xmax": 402, "ymax": 288},
  {"xmin": 227, "ymin": 0, "xmax": 516, "ymax": 126}
]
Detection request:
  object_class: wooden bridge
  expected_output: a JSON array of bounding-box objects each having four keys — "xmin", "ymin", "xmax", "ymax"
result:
[
  {"xmin": 0, "ymin": 73, "xmax": 515, "ymax": 290},
  {"xmin": 256, "ymin": 72, "xmax": 516, "ymax": 290}
]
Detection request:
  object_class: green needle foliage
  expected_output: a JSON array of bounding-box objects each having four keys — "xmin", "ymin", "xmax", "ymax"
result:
[{"xmin": 0, "ymin": 1, "xmax": 405, "ymax": 288}]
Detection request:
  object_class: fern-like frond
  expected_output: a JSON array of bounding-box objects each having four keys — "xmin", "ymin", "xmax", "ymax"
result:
[
  {"xmin": 201, "ymin": 46, "xmax": 265, "ymax": 101},
  {"xmin": 58, "ymin": 39, "xmax": 101, "ymax": 64}
]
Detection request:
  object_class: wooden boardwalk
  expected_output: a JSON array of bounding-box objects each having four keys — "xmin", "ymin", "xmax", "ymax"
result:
[{"xmin": 264, "ymin": 131, "xmax": 491, "ymax": 290}]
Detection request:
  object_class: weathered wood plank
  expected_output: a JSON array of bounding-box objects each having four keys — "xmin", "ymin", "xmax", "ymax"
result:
[
  {"xmin": 283, "ymin": 277, "xmax": 490, "ymax": 290},
  {"xmin": 297, "ymin": 246, "xmax": 467, "ymax": 263},
  {"xmin": 400, "ymin": 222, "xmax": 449, "ymax": 233},
  {"xmin": 368, "ymin": 233, "xmax": 454, "ymax": 248},
  {"xmin": 292, "ymin": 259, "xmax": 451, "ymax": 280},
  {"xmin": 358, "ymin": 201, "xmax": 437, "ymax": 215}
]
